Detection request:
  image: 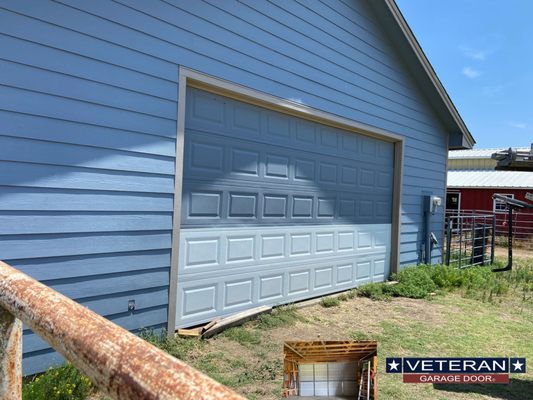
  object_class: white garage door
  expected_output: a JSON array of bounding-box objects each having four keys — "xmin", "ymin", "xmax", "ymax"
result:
[
  {"xmin": 299, "ymin": 362, "xmax": 357, "ymax": 397},
  {"xmin": 175, "ymin": 87, "xmax": 394, "ymax": 327}
]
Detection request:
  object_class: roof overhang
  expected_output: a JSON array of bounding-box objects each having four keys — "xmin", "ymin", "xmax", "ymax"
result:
[{"xmin": 370, "ymin": 1, "xmax": 475, "ymax": 150}]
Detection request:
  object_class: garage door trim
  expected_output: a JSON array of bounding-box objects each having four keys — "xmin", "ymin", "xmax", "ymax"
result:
[{"xmin": 167, "ymin": 66, "xmax": 404, "ymax": 333}]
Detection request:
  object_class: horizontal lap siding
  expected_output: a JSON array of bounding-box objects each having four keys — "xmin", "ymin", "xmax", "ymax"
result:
[
  {"xmin": 0, "ymin": 0, "xmax": 179, "ymax": 374},
  {"xmin": 0, "ymin": 0, "xmax": 448, "ymax": 373}
]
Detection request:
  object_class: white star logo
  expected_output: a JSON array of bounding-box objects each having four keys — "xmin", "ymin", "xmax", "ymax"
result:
[
  {"xmin": 388, "ymin": 360, "xmax": 400, "ymax": 371},
  {"xmin": 512, "ymin": 360, "xmax": 524, "ymax": 371}
]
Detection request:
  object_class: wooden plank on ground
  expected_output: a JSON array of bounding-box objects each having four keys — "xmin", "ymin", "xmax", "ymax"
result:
[
  {"xmin": 202, "ymin": 306, "xmax": 272, "ymax": 339},
  {"xmin": 177, "ymin": 327, "xmax": 202, "ymax": 337},
  {"xmin": 201, "ymin": 318, "xmax": 220, "ymax": 333}
]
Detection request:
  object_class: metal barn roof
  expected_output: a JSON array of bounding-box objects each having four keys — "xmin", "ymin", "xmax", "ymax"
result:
[
  {"xmin": 448, "ymin": 170, "xmax": 533, "ymax": 188},
  {"xmin": 449, "ymin": 147, "xmax": 530, "ymax": 159}
]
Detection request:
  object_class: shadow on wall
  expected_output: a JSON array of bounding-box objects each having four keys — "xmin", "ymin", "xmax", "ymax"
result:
[
  {"xmin": 180, "ymin": 87, "xmax": 396, "ymax": 229},
  {"xmin": 434, "ymin": 378, "xmax": 533, "ymax": 400}
]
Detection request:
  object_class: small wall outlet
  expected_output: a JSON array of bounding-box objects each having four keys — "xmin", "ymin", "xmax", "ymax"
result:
[{"xmin": 128, "ymin": 299, "xmax": 135, "ymax": 312}]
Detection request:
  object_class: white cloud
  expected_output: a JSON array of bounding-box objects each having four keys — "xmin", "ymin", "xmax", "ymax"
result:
[
  {"xmin": 460, "ymin": 46, "xmax": 490, "ymax": 61},
  {"xmin": 462, "ymin": 67, "xmax": 481, "ymax": 79},
  {"xmin": 509, "ymin": 122, "xmax": 527, "ymax": 129}
]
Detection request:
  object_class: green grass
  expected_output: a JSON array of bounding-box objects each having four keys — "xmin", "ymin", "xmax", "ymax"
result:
[
  {"xmin": 345, "ymin": 288, "xmax": 358, "ymax": 299},
  {"xmin": 377, "ymin": 293, "xmax": 533, "ymax": 399},
  {"xmin": 22, "ymin": 257, "xmax": 533, "ymax": 400},
  {"xmin": 357, "ymin": 259, "xmax": 533, "ymax": 304},
  {"xmin": 22, "ymin": 364, "xmax": 92, "ymax": 400},
  {"xmin": 223, "ymin": 326, "xmax": 261, "ymax": 345},
  {"xmin": 348, "ymin": 330, "xmax": 372, "ymax": 340},
  {"xmin": 255, "ymin": 305, "xmax": 302, "ymax": 329},
  {"xmin": 139, "ymin": 258, "xmax": 533, "ymax": 400},
  {"xmin": 319, "ymin": 296, "xmax": 341, "ymax": 307},
  {"xmin": 337, "ymin": 293, "xmax": 349, "ymax": 301},
  {"xmin": 357, "ymin": 282, "xmax": 392, "ymax": 300},
  {"xmin": 140, "ymin": 329, "xmax": 205, "ymax": 360}
]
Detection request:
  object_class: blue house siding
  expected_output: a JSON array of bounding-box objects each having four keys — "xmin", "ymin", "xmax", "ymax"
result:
[{"xmin": 0, "ymin": 0, "xmax": 449, "ymax": 373}]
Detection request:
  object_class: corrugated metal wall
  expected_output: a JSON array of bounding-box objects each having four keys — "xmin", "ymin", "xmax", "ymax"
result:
[{"xmin": 0, "ymin": 0, "xmax": 448, "ymax": 373}]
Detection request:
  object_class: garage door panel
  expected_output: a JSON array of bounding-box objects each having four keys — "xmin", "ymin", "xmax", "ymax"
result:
[
  {"xmin": 178, "ymin": 253, "xmax": 389, "ymax": 287},
  {"xmin": 342, "ymin": 380, "xmax": 358, "ymax": 396},
  {"xmin": 181, "ymin": 284, "xmax": 217, "ymax": 318},
  {"xmin": 298, "ymin": 362, "xmax": 358, "ymax": 397},
  {"xmin": 181, "ymin": 184, "xmax": 392, "ymax": 226},
  {"xmin": 177, "ymin": 252, "xmax": 389, "ymax": 285},
  {"xmin": 314, "ymin": 382, "xmax": 329, "ymax": 396},
  {"xmin": 175, "ymin": 250, "xmax": 390, "ymax": 325},
  {"xmin": 178, "ymin": 224, "xmax": 391, "ymax": 276},
  {"xmin": 186, "ymin": 88, "xmax": 395, "ymax": 165},
  {"xmin": 299, "ymin": 382, "xmax": 314, "ymax": 396},
  {"xmin": 184, "ymin": 130, "xmax": 393, "ymax": 193},
  {"xmin": 329, "ymin": 361, "xmax": 357, "ymax": 379},
  {"xmin": 176, "ymin": 87, "xmax": 394, "ymax": 328}
]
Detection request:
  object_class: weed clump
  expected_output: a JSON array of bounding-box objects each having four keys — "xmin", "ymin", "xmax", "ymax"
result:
[
  {"xmin": 22, "ymin": 364, "xmax": 92, "ymax": 400},
  {"xmin": 320, "ymin": 296, "xmax": 340, "ymax": 307},
  {"xmin": 390, "ymin": 265, "xmax": 438, "ymax": 299},
  {"xmin": 357, "ymin": 282, "xmax": 391, "ymax": 300},
  {"xmin": 356, "ymin": 259, "xmax": 533, "ymax": 303},
  {"xmin": 140, "ymin": 329, "xmax": 204, "ymax": 360},
  {"xmin": 337, "ymin": 293, "xmax": 349, "ymax": 301},
  {"xmin": 346, "ymin": 289, "xmax": 358, "ymax": 299},
  {"xmin": 223, "ymin": 327, "xmax": 261, "ymax": 345},
  {"xmin": 256, "ymin": 306, "xmax": 301, "ymax": 329}
]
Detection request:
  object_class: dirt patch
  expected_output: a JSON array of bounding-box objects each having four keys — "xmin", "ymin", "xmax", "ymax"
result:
[
  {"xmin": 495, "ymin": 245, "xmax": 533, "ymax": 259},
  {"xmin": 196, "ymin": 296, "xmax": 455, "ymax": 399},
  {"xmin": 191, "ymin": 287, "xmax": 532, "ymax": 399},
  {"xmin": 286, "ymin": 296, "xmax": 452, "ymax": 337}
]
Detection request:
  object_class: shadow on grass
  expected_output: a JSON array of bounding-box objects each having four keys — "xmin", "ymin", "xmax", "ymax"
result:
[{"xmin": 434, "ymin": 378, "xmax": 533, "ymax": 400}]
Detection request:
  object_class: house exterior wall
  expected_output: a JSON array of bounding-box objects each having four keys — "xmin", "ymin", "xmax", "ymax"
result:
[{"xmin": 0, "ymin": 0, "xmax": 451, "ymax": 373}]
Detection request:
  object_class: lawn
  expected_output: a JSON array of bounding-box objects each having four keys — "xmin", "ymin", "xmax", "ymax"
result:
[
  {"xmin": 23, "ymin": 255, "xmax": 533, "ymax": 400},
  {"xmin": 156, "ymin": 256, "xmax": 533, "ymax": 400}
]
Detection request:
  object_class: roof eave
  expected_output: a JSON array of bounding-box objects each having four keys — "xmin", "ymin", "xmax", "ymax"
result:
[{"xmin": 373, "ymin": 0, "xmax": 475, "ymax": 149}]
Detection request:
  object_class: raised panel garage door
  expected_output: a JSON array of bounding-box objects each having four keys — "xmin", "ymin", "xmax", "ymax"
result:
[
  {"xmin": 175, "ymin": 87, "xmax": 394, "ymax": 327},
  {"xmin": 299, "ymin": 362, "xmax": 357, "ymax": 397}
]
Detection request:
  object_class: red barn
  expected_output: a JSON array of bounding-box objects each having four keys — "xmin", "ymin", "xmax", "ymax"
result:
[{"xmin": 447, "ymin": 148, "xmax": 533, "ymax": 238}]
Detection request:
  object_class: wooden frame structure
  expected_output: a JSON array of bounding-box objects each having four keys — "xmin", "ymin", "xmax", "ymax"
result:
[{"xmin": 283, "ymin": 341, "xmax": 378, "ymax": 399}]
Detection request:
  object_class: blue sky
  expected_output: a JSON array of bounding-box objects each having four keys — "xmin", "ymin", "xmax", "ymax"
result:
[{"xmin": 396, "ymin": 0, "xmax": 533, "ymax": 149}]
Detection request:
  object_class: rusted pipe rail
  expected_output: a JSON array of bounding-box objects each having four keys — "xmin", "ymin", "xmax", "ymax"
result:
[{"xmin": 0, "ymin": 260, "xmax": 245, "ymax": 400}]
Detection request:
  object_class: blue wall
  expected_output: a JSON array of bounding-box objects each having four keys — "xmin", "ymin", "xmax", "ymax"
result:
[{"xmin": 0, "ymin": 0, "xmax": 448, "ymax": 373}]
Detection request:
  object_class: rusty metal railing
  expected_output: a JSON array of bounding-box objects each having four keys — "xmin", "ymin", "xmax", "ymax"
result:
[{"xmin": 0, "ymin": 260, "xmax": 245, "ymax": 400}]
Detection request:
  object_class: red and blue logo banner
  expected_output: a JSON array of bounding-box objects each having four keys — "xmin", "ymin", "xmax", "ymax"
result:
[{"xmin": 386, "ymin": 357, "xmax": 526, "ymax": 384}]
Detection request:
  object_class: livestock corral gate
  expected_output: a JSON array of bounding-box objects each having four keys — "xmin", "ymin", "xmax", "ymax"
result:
[
  {"xmin": 444, "ymin": 210, "xmax": 496, "ymax": 268},
  {"xmin": 446, "ymin": 190, "xmax": 533, "ymax": 240},
  {"xmin": 174, "ymin": 88, "xmax": 394, "ymax": 327},
  {"xmin": 444, "ymin": 202, "xmax": 533, "ymax": 268}
]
